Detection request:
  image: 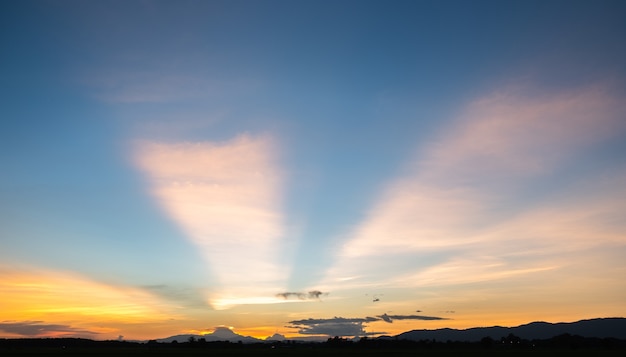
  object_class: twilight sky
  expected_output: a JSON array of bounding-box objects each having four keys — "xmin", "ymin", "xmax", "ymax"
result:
[{"xmin": 1, "ymin": 0, "xmax": 625, "ymax": 341}]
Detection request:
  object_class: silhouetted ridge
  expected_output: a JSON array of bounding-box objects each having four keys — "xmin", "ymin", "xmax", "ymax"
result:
[{"xmin": 396, "ymin": 318, "xmax": 626, "ymax": 342}]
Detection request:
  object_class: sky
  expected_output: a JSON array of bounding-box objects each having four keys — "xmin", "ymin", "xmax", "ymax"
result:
[{"xmin": 1, "ymin": 0, "xmax": 625, "ymax": 341}]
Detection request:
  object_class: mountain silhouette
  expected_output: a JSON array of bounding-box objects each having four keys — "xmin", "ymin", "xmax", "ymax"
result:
[
  {"xmin": 156, "ymin": 327, "xmax": 261, "ymax": 343},
  {"xmin": 265, "ymin": 333, "xmax": 287, "ymax": 341},
  {"xmin": 395, "ymin": 318, "xmax": 626, "ymax": 342}
]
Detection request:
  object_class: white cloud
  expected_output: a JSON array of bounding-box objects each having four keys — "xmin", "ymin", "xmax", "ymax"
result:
[
  {"xmin": 399, "ymin": 257, "xmax": 557, "ymax": 287},
  {"xmin": 322, "ymin": 83, "xmax": 626, "ymax": 294},
  {"xmin": 339, "ymin": 184, "xmax": 487, "ymax": 257},
  {"xmin": 479, "ymin": 191, "xmax": 626, "ymax": 252},
  {"xmin": 421, "ymin": 85, "xmax": 625, "ymax": 183},
  {"xmin": 133, "ymin": 134, "xmax": 288, "ymax": 309}
]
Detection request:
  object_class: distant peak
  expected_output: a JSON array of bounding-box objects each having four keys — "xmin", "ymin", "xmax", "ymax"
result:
[
  {"xmin": 266, "ymin": 333, "xmax": 286, "ymax": 341},
  {"xmin": 211, "ymin": 327, "xmax": 237, "ymax": 337}
]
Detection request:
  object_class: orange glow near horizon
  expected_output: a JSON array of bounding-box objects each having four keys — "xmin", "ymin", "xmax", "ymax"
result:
[
  {"xmin": 0, "ymin": 264, "xmax": 622, "ymax": 340},
  {"xmin": 0, "ymin": 266, "xmax": 185, "ymax": 339}
]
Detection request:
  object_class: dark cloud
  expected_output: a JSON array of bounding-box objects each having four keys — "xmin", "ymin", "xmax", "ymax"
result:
[
  {"xmin": 307, "ymin": 290, "xmax": 325, "ymax": 299},
  {"xmin": 287, "ymin": 317, "xmax": 383, "ymax": 337},
  {"xmin": 287, "ymin": 312, "xmax": 448, "ymax": 336},
  {"xmin": 376, "ymin": 313, "xmax": 448, "ymax": 323},
  {"xmin": 0, "ymin": 321, "xmax": 99, "ymax": 337},
  {"xmin": 379, "ymin": 314, "xmax": 393, "ymax": 323},
  {"xmin": 276, "ymin": 292, "xmax": 297, "ymax": 299},
  {"xmin": 289, "ymin": 317, "xmax": 378, "ymax": 325},
  {"xmin": 289, "ymin": 322, "xmax": 381, "ymax": 337},
  {"xmin": 276, "ymin": 290, "xmax": 328, "ymax": 300}
]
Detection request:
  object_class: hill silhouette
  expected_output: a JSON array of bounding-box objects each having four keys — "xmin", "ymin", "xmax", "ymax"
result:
[{"xmin": 395, "ymin": 318, "xmax": 626, "ymax": 342}]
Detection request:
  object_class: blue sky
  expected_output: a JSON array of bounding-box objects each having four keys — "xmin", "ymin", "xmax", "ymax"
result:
[{"xmin": 1, "ymin": 0, "xmax": 625, "ymax": 340}]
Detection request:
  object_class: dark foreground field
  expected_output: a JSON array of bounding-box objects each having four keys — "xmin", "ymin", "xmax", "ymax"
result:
[
  {"xmin": 2, "ymin": 346, "xmax": 626, "ymax": 357},
  {"xmin": 3, "ymin": 336, "xmax": 626, "ymax": 357}
]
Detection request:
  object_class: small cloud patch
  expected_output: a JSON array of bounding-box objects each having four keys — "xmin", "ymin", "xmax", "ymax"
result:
[{"xmin": 276, "ymin": 290, "xmax": 328, "ymax": 300}]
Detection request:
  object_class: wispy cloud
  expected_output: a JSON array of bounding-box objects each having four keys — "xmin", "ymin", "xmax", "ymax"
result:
[
  {"xmin": 133, "ymin": 134, "xmax": 288, "ymax": 309},
  {"xmin": 87, "ymin": 63, "xmax": 258, "ymax": 104},
  {"xmin": 321, "ymin": 83, "xmax": 626, "ymax": 299},
  {"xmin": 0, "ymin": 321, "xmax": 98, "ymax": 338},
  {"xmin": 397, "ymin": 257, "xmax": 557, "ymax": 288},
  {"xmin": 340, "ymin": 84, "xmax": 625, "ymax": 258},
  {"xmin": 421, "ymin": 84, "xmax": 625, "ymax": 183},
  {"xmin": 376, "ymin": 314, "xmax": 448, "ymax": 323},
  {"xmin": 93, "ymin": 71, "xmax": 213, "ymax": 103}
]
